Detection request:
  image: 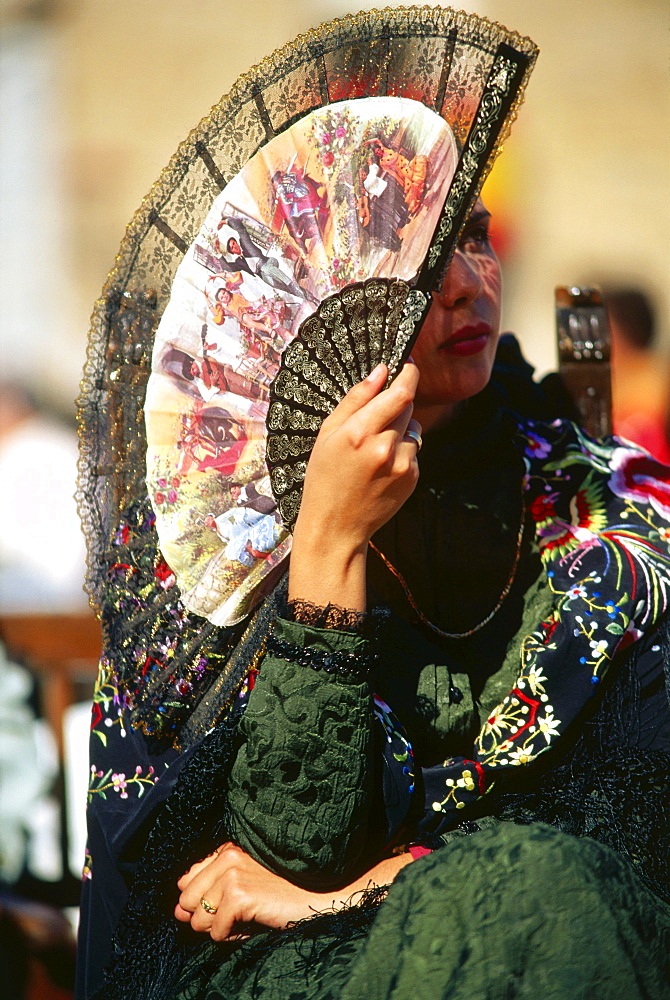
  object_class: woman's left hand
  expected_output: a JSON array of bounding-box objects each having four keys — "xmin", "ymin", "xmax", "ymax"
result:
[{"xmin": 175, "ymin": 843, "xmax": 413, "ymax": 941}]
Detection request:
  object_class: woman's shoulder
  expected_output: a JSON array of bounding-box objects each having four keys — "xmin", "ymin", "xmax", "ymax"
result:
[
  {"xmin": 515, "ymin": 413, "xmax": 670, "ymax": 514},
  {"xmin": 514, "ymin": 412, "xmax": 670, "ymax": 650}
]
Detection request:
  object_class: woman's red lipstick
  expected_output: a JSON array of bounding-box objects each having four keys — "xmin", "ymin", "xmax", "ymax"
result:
[{"xmin": 441, "ymin": 323, "xmax": 491, "ymax": 357}]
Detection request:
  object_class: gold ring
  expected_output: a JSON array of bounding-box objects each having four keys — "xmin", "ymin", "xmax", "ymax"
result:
[
  {"xmin": 200, "ymin": 897, "xmax": 218, "ymax": 914},
  {"xmin": 403, "ymin": 428, "xmax": 422, "ymax": 452}
]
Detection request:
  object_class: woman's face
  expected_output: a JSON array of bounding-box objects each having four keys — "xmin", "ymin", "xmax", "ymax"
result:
[{"xmin": 411, "ymin": 201, "xmax": 502, "ymax": 425}]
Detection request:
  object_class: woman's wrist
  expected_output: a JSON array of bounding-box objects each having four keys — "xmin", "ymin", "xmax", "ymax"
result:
[
  {"xmin": 288, "ymin": 529, "xmax": 369, "ymax": 612},
  {"xmin": 313, "ymin": 853, "xmax": 413, "ymax": 911}
]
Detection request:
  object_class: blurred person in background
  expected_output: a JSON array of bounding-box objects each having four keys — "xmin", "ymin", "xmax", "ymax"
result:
[
  {"xmin": 607, "ymin": 287, "xmax": 670, "ymax": 464},
  {"xmin": 0, "ymin": 640, "xmax": 77, "ymax": 999}
]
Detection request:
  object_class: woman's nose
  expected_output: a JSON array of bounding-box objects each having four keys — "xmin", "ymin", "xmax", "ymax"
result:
[{"xmin": 437, "ymin": 249, "xmax": 482, "ymax": 309}]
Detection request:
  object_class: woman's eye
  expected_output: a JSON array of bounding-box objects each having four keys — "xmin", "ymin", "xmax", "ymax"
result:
[{"xmin": 459, "ymin": 225, "xmax": 491, "ymax": 251}]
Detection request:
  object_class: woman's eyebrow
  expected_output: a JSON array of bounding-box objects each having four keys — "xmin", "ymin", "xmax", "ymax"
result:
[{"xmin": 464, "ymin": 208, "xmax": 492, "ymax": 225}]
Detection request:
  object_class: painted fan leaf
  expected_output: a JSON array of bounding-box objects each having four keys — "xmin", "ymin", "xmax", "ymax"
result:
[{"xmin": 145, "ymin": 97, "xmax": 456, "ymax": 625}]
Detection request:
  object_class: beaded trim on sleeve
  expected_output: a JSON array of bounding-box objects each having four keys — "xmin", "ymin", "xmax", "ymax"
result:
[{"xmin": 265, "ymin": 633, "xmax": 379, "ymax": 679}]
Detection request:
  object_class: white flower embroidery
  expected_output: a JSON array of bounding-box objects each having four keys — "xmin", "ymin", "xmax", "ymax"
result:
[
  {"xmin": 537, "ymin": 713, "xmax": 560, "ymax": 743},
  {"xmin": 526, "ymin": 665, "xmax": 548, "ymax": 694}
]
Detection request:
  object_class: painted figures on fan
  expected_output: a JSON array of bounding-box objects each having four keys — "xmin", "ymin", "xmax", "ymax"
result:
[{"xmin": 144, "ymin": 96, "xmax": 458, "ymax": 626}]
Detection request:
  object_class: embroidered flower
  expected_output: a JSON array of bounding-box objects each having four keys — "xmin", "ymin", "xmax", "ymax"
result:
[
  {"xmin": 112, "ymin": 773, "xmax": 129, "ymax": 798},
  {"xmin": 609, "ymin": 448, "xmax": 670, "ymax": 521},
  {"xmin": 154, "ymin": 560, "xmax": 176, "ymax": 590},
  {"xmin": 523, "ymin": 430, "xmax": 551, "ymax": 460},
  {"xmin": 525, "ymin": 665, "xmax": 548, "ymax": 694},
  {"xmin": 508, "ymin": 748, "xmax": 536, "ymax": 765},
  {"xmin": 483, "ymin": 710, "xmax": 505, "ymax": 737},
  {"xmin": 114, "ymin": 524, "xmax": 130, "ymax": 546},
  {"xmin": 537, "ymin": 713, "xmax": 560, "ymax": 743}
]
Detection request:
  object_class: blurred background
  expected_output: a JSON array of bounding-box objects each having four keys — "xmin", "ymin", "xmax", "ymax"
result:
[{"xmin": 0, "ymin": 0, "xmax": 668, "ymax": 995}]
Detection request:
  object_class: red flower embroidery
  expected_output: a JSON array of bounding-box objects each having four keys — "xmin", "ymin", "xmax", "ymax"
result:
[
  {"xmin": 154, "ymin": 560, "xmax": 176, "ymax": 589},
  {"xmin": 609, "ymin": 448, "xmax": 670, "ymax": 521},
  {"xmin": 530, "ymin": 494, "xmax": 557, "ymax": 522},
  {"xmin": 90, "ymin": 702, "xmax": 102, "ymax": 730}
]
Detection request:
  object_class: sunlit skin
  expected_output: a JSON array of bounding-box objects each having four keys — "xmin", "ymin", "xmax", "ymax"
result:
[
  {"xmin": 175, "ymin": 201, "xmax": 503, "ymax": 941},
  {"xmin": 412, "ymin": 201, "xmax": 502, "ymax": 431}
]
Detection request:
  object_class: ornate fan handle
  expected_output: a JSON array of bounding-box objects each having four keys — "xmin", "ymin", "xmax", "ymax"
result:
[{"xmin": 266, "ymin": 278, "xmax": 429, "ymax": 528}]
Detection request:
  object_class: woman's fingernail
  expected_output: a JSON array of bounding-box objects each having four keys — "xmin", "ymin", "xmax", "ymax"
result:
[
  {"xmin": 407, "ymin": 355, "xmax": 415, "ymax": 364},
  {"xmin": 366, "ymin": 363, "xmax": 384, "ymax": 381}
]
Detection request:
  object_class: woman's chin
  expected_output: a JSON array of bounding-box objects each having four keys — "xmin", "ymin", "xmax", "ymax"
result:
[{"xmin": 416, "ymin": 367, "xmax": 495, "ymax": 414}]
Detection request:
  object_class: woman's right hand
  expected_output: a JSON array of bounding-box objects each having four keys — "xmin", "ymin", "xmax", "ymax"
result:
[
  {"xmin": 288, "ymin": 360, "xmax": 421, "ymax": 611},
  {"xmin": 175, "ymin": 842, "xmax": 413, "ymax": 942}
]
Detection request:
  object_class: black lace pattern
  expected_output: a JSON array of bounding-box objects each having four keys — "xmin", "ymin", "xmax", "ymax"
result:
[{"xmin": 286, "ymin": 598, "xmax": 371, "ymax": 633}]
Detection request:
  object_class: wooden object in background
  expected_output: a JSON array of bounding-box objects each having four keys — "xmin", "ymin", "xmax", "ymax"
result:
[
  {"xmin": 556, "ymin": 285, "xmax": 612, "ymax": 438},
  {"xmin": 0, "ymin": 612, "xmax": 101, "ymax": 755}
]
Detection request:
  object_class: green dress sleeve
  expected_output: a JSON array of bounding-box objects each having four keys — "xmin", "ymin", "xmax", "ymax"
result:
[{"xmin": 226, "ymin": 616, "xmax": 380, "ymax": 888}]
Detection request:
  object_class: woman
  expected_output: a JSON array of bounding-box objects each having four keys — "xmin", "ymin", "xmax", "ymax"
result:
[{"xmin": 78, "ymin": 200, "xmax": 670, "ymax": 1000}]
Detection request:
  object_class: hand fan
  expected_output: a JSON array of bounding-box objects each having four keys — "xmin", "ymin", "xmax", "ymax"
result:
[
  {"xmin": 77, "ymin": 6, "xmax": 538, "ymax": 629},
  {"xmin": 146, "ymin": 96, "xmax": 456, "ymax": 625}
]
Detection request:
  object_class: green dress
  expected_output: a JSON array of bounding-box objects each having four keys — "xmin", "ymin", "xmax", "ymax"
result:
[
  {"xmin": 174, "ymin": 602, "xmax": 670, "ymax": 1000},
  {"xmin": 85, "ymin": 408, "xmax": 670, "ymax": 1000}
]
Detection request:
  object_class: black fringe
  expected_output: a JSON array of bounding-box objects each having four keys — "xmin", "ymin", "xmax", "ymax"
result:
[
  {"xmin": 174, "ymin": 886, "xmax": 387, "ymax": 998},
  {"xmin": 93, "ymin": 713, "xmax": 386, "ymax": 1000},
  {"xmin": 92, "ymin": 718, "xmax": 242, "ymax": 1000},
  {"xmin": 488, "ymin": 616, "xmax": 670, "ymax": 902}
]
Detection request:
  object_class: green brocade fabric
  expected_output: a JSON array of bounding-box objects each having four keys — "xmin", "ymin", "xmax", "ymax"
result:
[
  {"xmin": 182, "ymin": 601, "xmax": 670, "ymax": 999},
  {"xmin": 227, "ymin": 620, "xmax": 378, "ymax": 886},
  {"xmin": 178, "ymin": 824, "xmax": 670, "ymax": 1000},
  {"xmin": 226, "ymin": 566, "xmax": 551, "ymax": 887}
]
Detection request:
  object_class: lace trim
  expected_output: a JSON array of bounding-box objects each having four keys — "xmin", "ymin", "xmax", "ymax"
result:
[{"xmin": 286, "ymin": 598, "xmax": 370, "ymax": 633}]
